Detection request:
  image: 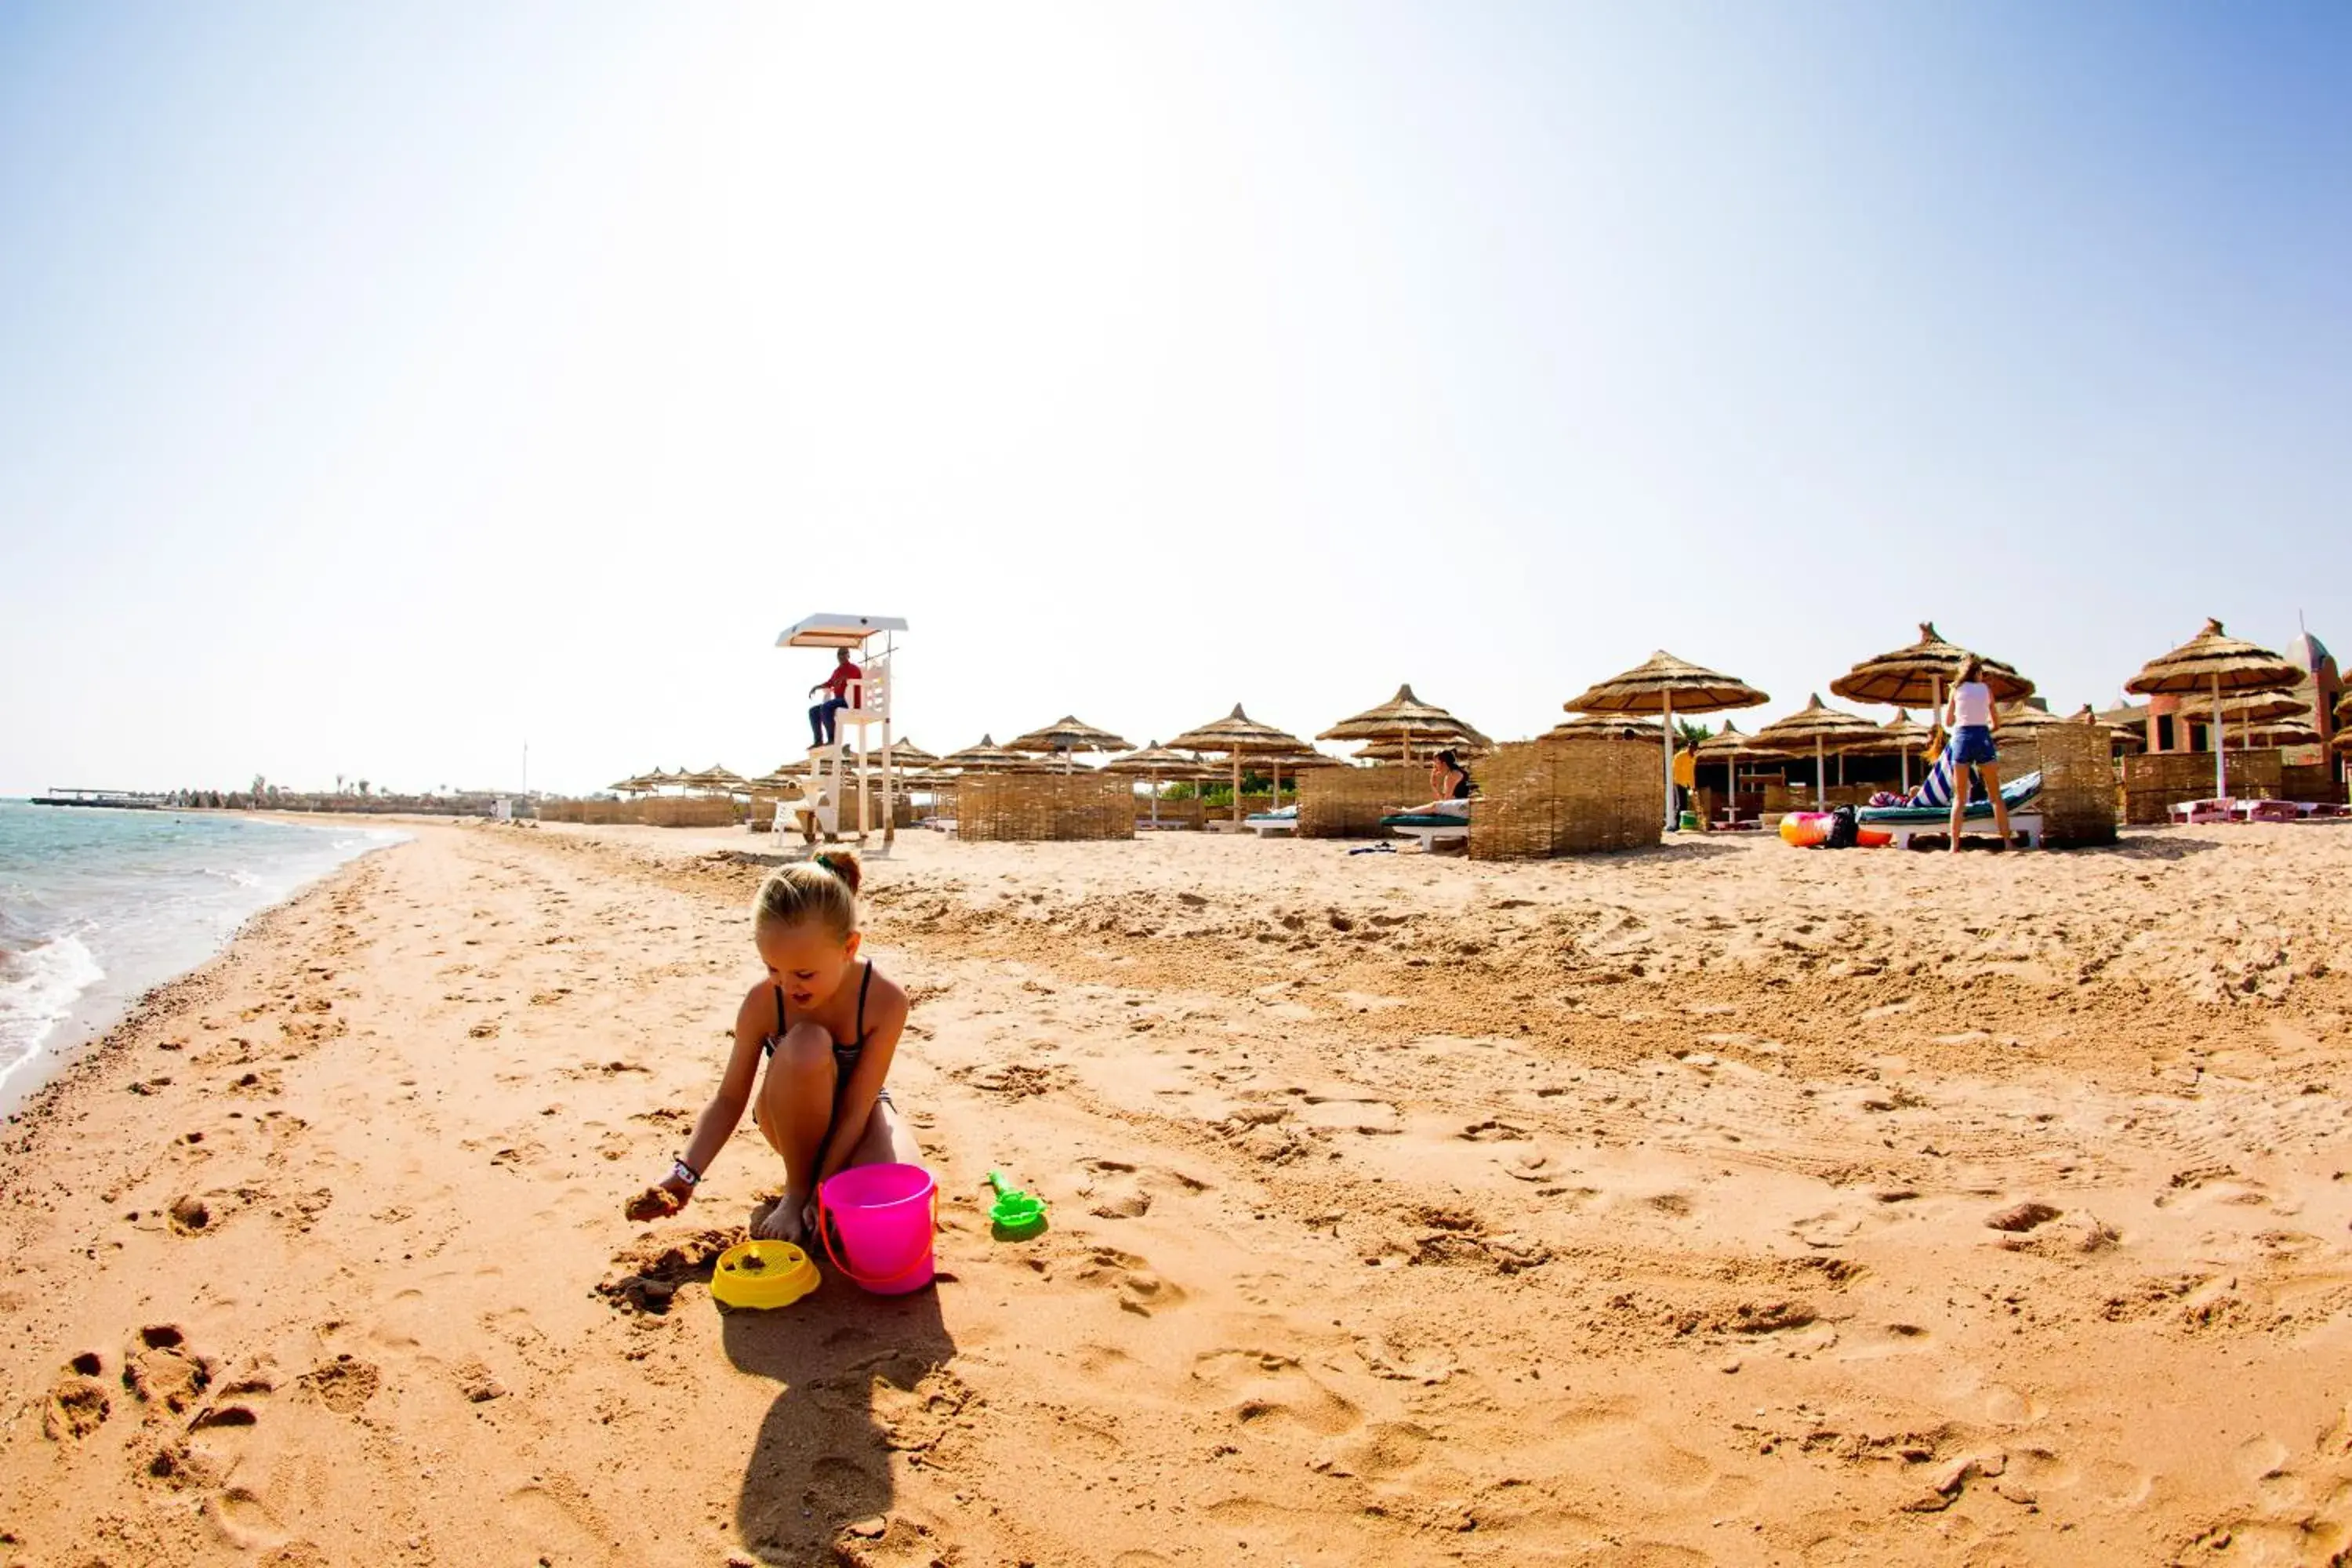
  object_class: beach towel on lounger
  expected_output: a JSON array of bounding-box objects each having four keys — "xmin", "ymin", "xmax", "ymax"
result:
[
  {"xmin": 1868, "ymin": 753, "xmax": 1987, "ymax": 810},
  {"xmin": 1860, "ymin": 771, "xmax": 2042, "ymax": 825}
]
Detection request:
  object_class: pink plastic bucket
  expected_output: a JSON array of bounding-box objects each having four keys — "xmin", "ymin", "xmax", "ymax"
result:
[{"xmin": 816, "ymin": 1163, "xmax": 938, "ymax": 1295}]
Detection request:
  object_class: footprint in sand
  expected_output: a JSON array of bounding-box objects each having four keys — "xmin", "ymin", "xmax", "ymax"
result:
[
  {"xmin": 296, "ymin": 1353, "xmax": 381, "ymax": 1414},
  {"xmin": 1076, "ymin": 1247, "xmax": 1186, "ymax": 1316},
  {"xmin": 1191, "ymin": 1348, "xmax": 1361, "ymax": 1437},
  {"xmin": 43, "ymin": 1353, "xmax": 111, "ymax": 1441},
  {"xmin": 124, "ymin": 1325, "xmax": 212, "ymax": 1414},
  {"xmin": 1076, "ymin": 1158, "xmax": 1208, "ymax": 1220},
  {"xmin": 1294, "ymin": 1086, "xmax": 1402, "ymax": 1135}
]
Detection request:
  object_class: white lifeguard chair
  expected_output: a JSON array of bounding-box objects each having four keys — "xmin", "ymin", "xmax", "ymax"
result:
[{"xmin": 776, "ymin": 612, "xmax": 909, "ymax": 849}]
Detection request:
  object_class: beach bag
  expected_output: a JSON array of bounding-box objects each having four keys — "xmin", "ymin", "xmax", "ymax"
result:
[{"xmin": 1824, "ymin": 805, "xmax": 1859, "ymax": 850}]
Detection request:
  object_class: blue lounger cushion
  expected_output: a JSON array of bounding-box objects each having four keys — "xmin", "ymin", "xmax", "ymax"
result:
[
  {"xmin": 1859, "ymin": 772, "xmax": 2042, "ymax": 824},
  {"xmin": 1247, "ymin": 806, "xmax": 1299, "ymax": 822},
  {"xmin": 1383, "ymin": 811, "xmax": 1472, "ymax": 828}
]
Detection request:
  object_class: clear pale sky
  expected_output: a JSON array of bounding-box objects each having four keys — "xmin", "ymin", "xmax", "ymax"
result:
[{"xmin": 3, "ymin": 4, "xmax": 2346, "ymax": 797}]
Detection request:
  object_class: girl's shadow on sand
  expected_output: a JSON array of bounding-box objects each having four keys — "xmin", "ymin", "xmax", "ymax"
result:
[{"xmin": 723, "ymin": 1285, "xmax": 956, "ymax": 1565}]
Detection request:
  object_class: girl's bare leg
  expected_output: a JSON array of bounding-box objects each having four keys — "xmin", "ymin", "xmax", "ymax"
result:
[
  {"xmin": 751, "ymin": 1021, "xmax": 837, "ymax": 1241},
  {"xmin": 1980, "ymin": 760, "xmax": 2009, "ymax": 848},
  {"xmin": 841, "ymin": 1098, "xmax": 924, "ymax": 1170},
  {"xmin": 1948, "ymin": 768, "xmax": 1969, "ymax": 853}
]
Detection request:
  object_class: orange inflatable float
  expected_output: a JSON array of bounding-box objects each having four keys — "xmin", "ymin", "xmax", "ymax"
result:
[{"xmin": 1778, "ymin": 811, "xmax": 1892, "ymax": 849}]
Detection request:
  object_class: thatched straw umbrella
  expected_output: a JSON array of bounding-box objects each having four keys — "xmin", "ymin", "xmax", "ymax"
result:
[
  {"xmin": 2125, "ymin": 619, "xmax": 2303, "ymax": 802},
  {"xmin": 2244, "ymin": 720, "xmax": 2321, "ymax": 749},
  {"xmin": 1693, "ymin": 721, "xmax": 1756, "ymax": 822},
  {"xmin": 1006, "ymin": 716, "xmax": 1133, "ymax": 774},
  {"xmin": 1545, "ymin": 713, "xmax": 1663, "ymax": 741},
  {"xmin": 1831, "ymin": 622, "xmax": 2034, "ymax": 720},
  {"xmin": 1102, "ymin": 742, "xmax": 1219, "ymax": 828},
  {"xmin": 2337, "ymin": 690, "xmax": 2352, "ymax": 725},
  {"xmin": 1561, "ymin": 652, "xmax": 1769, "ymax": 831},
  {"xmin": 1355, "ymin": 735, "xmax": 1497, "ymax": 761},
  {"xmin": 1165, "ymin": 704, "xmax": 1312, "ymax": 825},
  {"xmin": 2071, "ymin": 706, "xmax": 2145, "ymax": 756},
  {"xmin": 1846, "ymin": 711, "xmax": 1935, "ymax": 793},
  {"xmin": 608, "ymin": 773, "xmax": 659, "ymax": 795},
  {"xmin": 942, "ymin": 735, "xmax": 1037, "ymax": 773},
  {"xmin": 1991, "ymin": 702, "xmax": 2071, "ymax": 742},
  {"xmin": 1750, "ymin": 695, "xmax": 1885, "ymax": 810},
  {"xmin": 2207, "ymin": 693, "xmax": 2307, "ymax": 751},
  {"xmin": 1318, "ymin": 685, "xmax": 1490, "ymax": 765}
]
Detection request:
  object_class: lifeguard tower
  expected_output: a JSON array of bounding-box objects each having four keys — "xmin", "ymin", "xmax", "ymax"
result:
[{"xmin": 777, "ymin": 612, "xmax": 908, "ymax": 848}]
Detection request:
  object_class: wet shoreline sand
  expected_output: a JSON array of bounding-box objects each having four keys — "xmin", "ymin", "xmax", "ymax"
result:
[{"xmin": 4, "ymin": 817, "xmax": 2350, "ymax": 1565}]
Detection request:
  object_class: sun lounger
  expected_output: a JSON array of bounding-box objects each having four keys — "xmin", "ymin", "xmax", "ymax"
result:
[
  {"xmin": 1382, "ymin": 810, "xmax": 1470, "ymax": 851},
  {"xmin": 2171, "ymin": 797, "xmax": 2352, "ymax": 825},
  {"xmin": 1857, "ymin": 772, "xmax": 2044, "ymax": 849},
  {"xmin": 1246, "ymin": 806, "xmax": 1299, "ymax": 837}
]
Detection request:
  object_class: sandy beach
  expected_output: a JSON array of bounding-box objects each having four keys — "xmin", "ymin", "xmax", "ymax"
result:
[{"xmin": 5, "ymin": 818, "xmax": 2351, "ymax": 1566}]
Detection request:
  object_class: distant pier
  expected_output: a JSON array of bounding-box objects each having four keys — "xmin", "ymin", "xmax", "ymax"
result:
[{"xmin": 29, "ymin": 789, "xmax": 166, "ymax": 810}]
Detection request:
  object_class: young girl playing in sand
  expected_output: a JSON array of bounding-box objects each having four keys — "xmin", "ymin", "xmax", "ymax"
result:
[{"xmin": 628, "ymin": 851, "xmax": 919, "ymax": 1242}]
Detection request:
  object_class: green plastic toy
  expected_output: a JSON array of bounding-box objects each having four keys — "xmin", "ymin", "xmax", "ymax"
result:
[{"xmin": 986, "ymin": 1170, "xmax": 1048, "ymax": 1240}]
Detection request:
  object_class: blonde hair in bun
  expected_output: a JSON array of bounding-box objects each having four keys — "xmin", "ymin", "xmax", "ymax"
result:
[{"xmin": 752, "ymin": 850, "xmax": 862, "ymax": 938}]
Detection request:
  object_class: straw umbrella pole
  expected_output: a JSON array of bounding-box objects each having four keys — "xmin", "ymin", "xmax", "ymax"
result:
[
  {"xmin": 1750, "ymin": 695, "xmax": 1886, "ymax": 810},
  {"xmin": 1560, "ymin": 652, "xmax": 1769, "ymax": 832},
  {"xmin": 2125, "ymin": 619, "xmax": 2303, "ymax": 803},
  {"xmin": 1102, "ymin": 742, "xmax": 1218, "ymax": 828},
  {"xmin": 1831, "ymin": 624, "xmax": 2034, "ymax": 746},
  {"xmin": 1317, "ymin": 685, "xmax": 1490, "ymax": 767},
  {"xmin": 1165, "ymin": 705, "xmax": 1313, "ymax": 826},
  {"xmin": 1005, "ymin": 717, "xmax": 1133, "ymax": 775}
]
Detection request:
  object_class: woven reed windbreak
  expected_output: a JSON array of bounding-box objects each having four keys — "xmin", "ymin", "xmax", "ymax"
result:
[
  {"xmin": 637, "ymin": 796, "xmax": 743, "ymax": 829},
  {"xmin": 1139, "ymin": 796, "xmax": 1206, "ymax": 829},
  {"xmin": 2032, "ymin": 724, "xmax": 2118, "ymax": 846},
  {"xmin": 956, "ymin": 773, "xmax": 1134, "ymax": 841},
  {"xmin": 2122, "ymin": 751, "xmax": 2285, "ymax": 822},
  {"xmin": 1468, "ymin": 737, "xmax": 1657, "ymax": 860},
  {"xmin": 1298, "ymin": 765, "xmax": 1418, "ymax": 838},
  {"xmin": 2281, "ymin": 764, "xmax": 2345, "ymax": 804}
]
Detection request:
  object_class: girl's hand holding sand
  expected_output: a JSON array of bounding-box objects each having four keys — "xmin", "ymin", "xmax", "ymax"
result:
[{"xmin": 624, "ymin": 1176, "xmax": 691, "ymax": 1223}]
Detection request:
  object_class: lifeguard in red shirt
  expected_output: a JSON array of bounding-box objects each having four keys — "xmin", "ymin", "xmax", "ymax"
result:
[{"xmin": 808, "ymin": 648, "xmax": 862, "ymax": 747}]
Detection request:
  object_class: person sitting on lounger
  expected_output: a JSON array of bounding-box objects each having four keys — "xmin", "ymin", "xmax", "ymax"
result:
[
  {"xmin": 1395, "ymin": 749, "xmax": 1475, "ymax": 818},
  {"xmin": 1940, "ymin": 657, "xmax": 2011, "ymax": 851}
]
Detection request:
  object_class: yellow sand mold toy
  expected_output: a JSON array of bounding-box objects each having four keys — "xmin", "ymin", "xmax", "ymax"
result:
[{"xmin": 711, "ymin": 1240, "xmax": 820, "ymax": 1310}]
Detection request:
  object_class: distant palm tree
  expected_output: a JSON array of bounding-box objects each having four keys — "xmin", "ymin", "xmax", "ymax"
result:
[
  {"xmin": 1675, "ymin": 720, "xmax": 1711, "ymax": 749},
  {"xmin": 335, "ymin": 773, "xmax": 344, "ymax": 795},
  {"xmin": 357, "ymin": 779, "xmax": 370, "ymax": 797}
]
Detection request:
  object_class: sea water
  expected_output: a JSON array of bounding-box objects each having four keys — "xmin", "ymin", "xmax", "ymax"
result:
[{"xmin": 0, "ymin": 800, "xmax": 402, "ymax": 1111}]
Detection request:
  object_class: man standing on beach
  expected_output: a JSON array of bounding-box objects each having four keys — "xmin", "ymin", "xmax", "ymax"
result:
[{"xmin": 808, "ymin": 648, "xmax": 862, "ymax": 749}]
